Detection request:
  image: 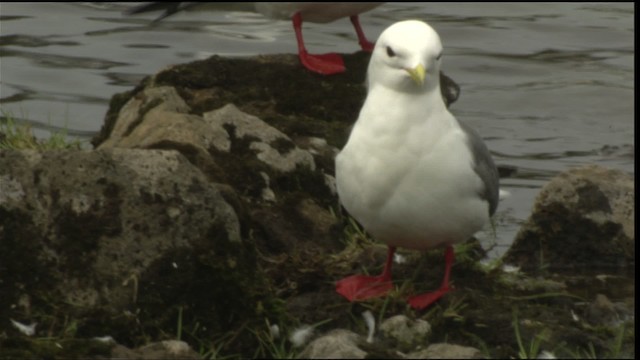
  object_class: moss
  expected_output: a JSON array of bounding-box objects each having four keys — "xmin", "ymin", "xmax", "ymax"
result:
[{"xmin": 152, "ymin": 53, "xmax": 369, "ymax": 148}]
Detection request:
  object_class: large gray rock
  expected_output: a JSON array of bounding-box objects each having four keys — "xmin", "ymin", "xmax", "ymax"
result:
[
  {"xmin": 407, "ymin": 343, "xmax": 483, "ymax": 359},
  {"xmin": 94, "ymin": 80, "xmax": 345, "ymax": 296},
  {"xmin": 98, "ymin": 86, "xmax": 315, "ymax": 177},
  {"xmin": 110, "ymin": 340, "xmax": 201, "ymax": 359},
  {"xmin": 298, "ymin": 329, "xmax": 366, "ymax": 359},
  {"xmin": 204, "ymin": 103, "xmax": 316, "ymax": 173},
  {"xmin": 0, "ymin": 149, "xmax": 263, "ymax": 340},
  {"xmin": 504, "ymin": 165, "xmax": 634, "ymax": 272},
  {"xmin": 585, "ymin": 293, "xmax": 632, "ymax": 327},
  {"xmin": 379, "ymin": 315, "xmax": 432, "ymax": 352}
]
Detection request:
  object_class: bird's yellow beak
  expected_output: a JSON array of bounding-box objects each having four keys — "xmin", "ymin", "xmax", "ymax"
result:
[{"xmin": 405, "ymin": 64, "xmax": 426, "ymax": 86}]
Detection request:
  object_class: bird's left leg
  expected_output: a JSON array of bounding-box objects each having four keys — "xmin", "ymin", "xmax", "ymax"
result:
[
  {"xmin": 407, "ymin": 245, "xmax": 455, "ymax": 310},
  {"xmin": 349, "ymin": 15, "xmax": 374, "ymax": 52}
]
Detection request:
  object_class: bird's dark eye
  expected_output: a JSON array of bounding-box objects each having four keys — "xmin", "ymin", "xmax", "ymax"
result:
[
  {"xmin": 436, "ymin": 52, "xmax": 442, "ymax": 60},
  {"xmin": 386, "ymin": 46, "xmax": 396, "ymax": 57}
]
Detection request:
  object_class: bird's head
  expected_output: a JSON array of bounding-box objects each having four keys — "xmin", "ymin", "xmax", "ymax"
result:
[{"xmin": 367, "ymin": 20, "xmax": 443, "ymax": 94}]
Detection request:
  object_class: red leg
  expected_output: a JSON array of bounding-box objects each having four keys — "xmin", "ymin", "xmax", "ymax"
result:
[
  {"xmin": 350, "ymin": 15, "xmax": 375, "ymax": 52},
  {"xmin": 407, "ymin": 245, "xmax": 455, "ymax": 310},
  {"xmin": 292, "ymin": 12, "xmax": 345, "ymax": 75},
  {"xmin": 336, "ymin": 246, "xmax": 396, "ymax": 301}
]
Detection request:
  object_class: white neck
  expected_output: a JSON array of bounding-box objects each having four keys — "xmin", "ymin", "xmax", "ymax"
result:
[{"xmin": 355, "ymin": 83, "xmax": 454, "ymax": 140}]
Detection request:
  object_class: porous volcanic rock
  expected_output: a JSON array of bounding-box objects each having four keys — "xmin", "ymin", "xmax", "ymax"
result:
[{"xmin": 504, "ymin": 165, "xmax": 634, "ymax": 273}]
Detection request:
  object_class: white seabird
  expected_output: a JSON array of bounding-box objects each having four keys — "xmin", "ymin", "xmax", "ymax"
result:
[{"xmin": 335, "ymin": 20, "xmax": 499, "ymax": 310}]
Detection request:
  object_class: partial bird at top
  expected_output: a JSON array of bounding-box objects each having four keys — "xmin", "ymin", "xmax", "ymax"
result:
[{"xmin": 125, "ymin": 2, "xmax": 384, "ymax": 75}]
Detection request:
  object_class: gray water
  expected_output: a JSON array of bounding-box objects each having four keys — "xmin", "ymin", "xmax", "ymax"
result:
[{"xmin": 0, "ymin": 3, "xmax": 634, "ymax": 258}]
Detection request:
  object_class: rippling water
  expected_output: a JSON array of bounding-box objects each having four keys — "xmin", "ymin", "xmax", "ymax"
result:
[{"xmin": 0, "ymin": 3, "xmax": 634, "ymax": 257}]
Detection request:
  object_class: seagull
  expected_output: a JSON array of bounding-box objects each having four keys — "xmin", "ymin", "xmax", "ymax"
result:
[
  {"xmin": 335, "ymin": 20, "xmax": 499, "ymax": 310},
  {"xmin": 125, "ymin": 2, "xmax": 383, "ymax": 75}
]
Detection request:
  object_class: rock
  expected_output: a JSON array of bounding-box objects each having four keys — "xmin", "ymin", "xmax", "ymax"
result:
[
  {"xmin": 407, "ymin": 343, "xmax": 483, "ymax": 359},
  {"xmin": 585, "ymin": 293, "xmax": 631, "ymax": 327},
  {"xmin": 96, "ymin": 86, "xmax": 231, "ymax": 178},
  {"xmin": 298, "ymin": 329, "xmax": 366, "ymax": 359},
  {"xmin": 110, "ymin": 340, "xmax": 201, "ymax": 359},
  {"xmin": 203, "ymin": 103, "xmax": 316, "ymax": 173},
  {"xmin": 0, "ymin": 149, "xmax": 265, "ymax": 341},
  {"xmin": 97, "ymin": 86, "xmax": 194, "ymax": 149},
  {"xmin": 379, "ymin": 315, "xmax": 432, "ymax": 352},
  {"xmin": 93, "ymin": 54, "xmax": 460, "ymax": 152},
  {"xmin": 504, "ymin": 165, "xmax": 634, "ymax": 272}
]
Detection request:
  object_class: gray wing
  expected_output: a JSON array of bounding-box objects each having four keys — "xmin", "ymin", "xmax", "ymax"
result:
[
  {"xmin": 458, "ymin": 121, "xmax": 500, "ymax": 216},
  {"xmin": 124, "ymin": 2, "xmax": 198, "ymax": 21},
  {"xmin": 125, "ymin": 3, "xmax": 255, "ymax": 22},
  {"xmin": 439, "ymin": 71, "xmax": 460, "ymax": 108}
]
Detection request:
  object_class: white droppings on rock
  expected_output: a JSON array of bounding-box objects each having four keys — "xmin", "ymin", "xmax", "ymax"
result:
[
  {"xmin": 290, "ymin": 325, "xmax": 314, "ymax": 348},
  {"xmin": 93, "ymin": 336, "xmax": 116, "ymax": 343},
  {"xmin": 361, "ymin": 310, "xmax": 376, "ymax": 343},
  {"xmin": 393, "ymin": 253, "xmax": 407, "ymax": 265},
  {"xmin": 269, "ymin": 324, "xmax": 280, "ymax": 339},
  {"xmin": 260, "ymin": 172, "xmax": 277, "ymax": 202},
  {"xmin": 10, "ymin": 319, "xmax": 36, "ymax": 336}
]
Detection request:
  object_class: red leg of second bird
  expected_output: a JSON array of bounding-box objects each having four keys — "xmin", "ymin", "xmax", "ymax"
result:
[
  {"xmin": 292, "ymin": 12, "xmax": 345, "ymax": 75},
  {"xmin": 350, "ymin": 15, "xmax": 375, "ymax": 52}
]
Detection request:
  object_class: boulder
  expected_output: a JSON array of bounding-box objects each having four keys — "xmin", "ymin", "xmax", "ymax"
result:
[
  {"xmin": 504, "ymin": 165, "xmax": 634, "ymax": 272},
  {"xmin": 0, "ymin": 149, "xmax": 265, "ymax": 342},
  {"xmin": 407, "ymin": 343, "xmax": 483, "ymax": 359},
  {"xmin": 298, "ymin": 329, "xmax": 367, "ymax": 359},
  {"xmin": 379, "ymin": 315, "xmax": 432, "ymax": 352},
  {"xmin": 110, "ymin": 340, "xmax": 201, "ymax": 359}
]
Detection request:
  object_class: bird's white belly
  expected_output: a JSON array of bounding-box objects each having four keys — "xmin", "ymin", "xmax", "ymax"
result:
[{"xmin": 336, "ymin": 129, "xmax": 490, "ymax": 250}]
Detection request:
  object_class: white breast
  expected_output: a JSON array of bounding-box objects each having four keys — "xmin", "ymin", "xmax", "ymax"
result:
[{"xmin": 336, "ymin": 90, "xmax": 490, "ymax": 250}]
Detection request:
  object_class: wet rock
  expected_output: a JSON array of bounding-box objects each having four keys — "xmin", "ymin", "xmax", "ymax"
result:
[
  {"xmin": 93, "ymin": 54, "xmax": 460, "ymax": 151},
  {"xmin": 96, "ymin": 86, "xmax": 230, "ymax": 178},
  {"xmin": 504, "ymin": 165, "xmax": 634, "ymax": 272},
  {"xmin": 379, "ymin": 315, "xmax": 432, "ymax": 352},
  {"xmin": 97, "ymin": 86, "xmax": 195, "ymax": 149},
  {"xmin": 297, "ymin": 329, "xmax": 366, "ymax": 359},
  {"xmin": 203, "ymin": 103, "xmax": 316, "ymax": 172},
  {"xmin": 110, "ymin": 340, "xmax": 201, "ymax": 359},
  {"xmin": 585, "ymin": 294, "xmax": 632, "ymax": 327},
  {"xmin": 0, "ymin": 149, "xmax": 264, "ymax": 341},
  {"xmin": 406, "ymin": 343, "xmax": 483, "ymax": 359}
]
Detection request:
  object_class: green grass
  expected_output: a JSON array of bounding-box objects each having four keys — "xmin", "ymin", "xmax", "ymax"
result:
[
  {"xmin": 0, "ymin": 112, "xmax": 82, "ymax": 150},
  {"xmin": 251, "ymin": 319, "xmax": 297, "ymax": 359},
  {"xmin": 559, "ymin": 323, "xmax": 630, "ymax": 359},
  {"xmin": 512, "ymin": 309, "xmax": 551, "ymax": 359}
]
